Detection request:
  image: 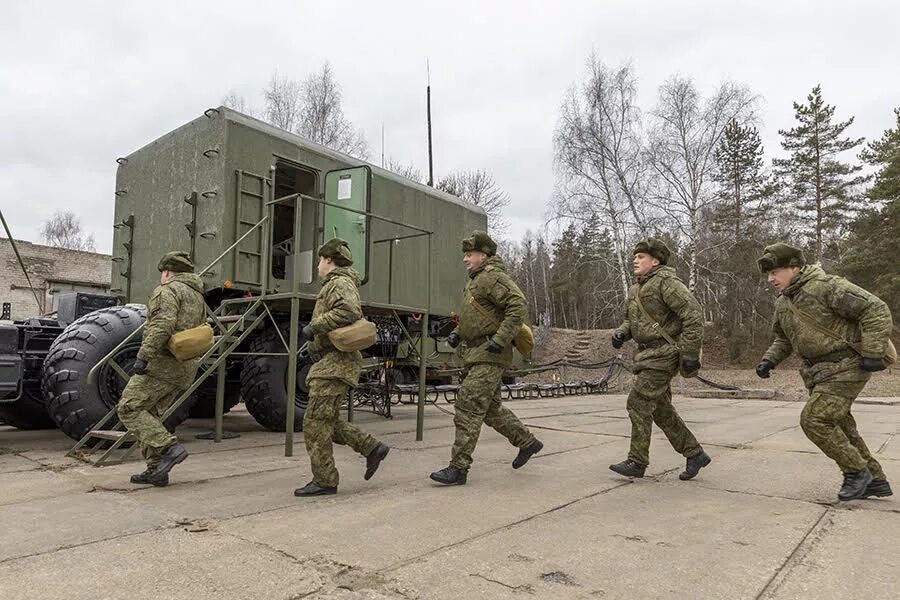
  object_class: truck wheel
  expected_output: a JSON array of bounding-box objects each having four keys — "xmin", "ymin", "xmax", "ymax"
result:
[
  {"xmin": 188, "ymin": 364, "xmax": 242, "ymax": 418},
  {"xmin": 42, "ymin": 305, "xmax": 194, "ymax": 441},
  {"xmin": 241, "ymin": 324, "xmax": 310, "ymax": 432},
  {"xmin": 0, "ymin": 381, "xmax": 55, "ymax": 430}
]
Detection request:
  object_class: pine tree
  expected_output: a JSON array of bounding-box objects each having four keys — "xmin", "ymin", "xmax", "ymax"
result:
[
  {"xmin": 840, "ymin": 108, "xmax": 900, "ymax": 316},
  {"xmin": 773, "ymin": 85, "xmax": 867, "ymax": 263},
  {"xmin": 713, "ymin": 119, "xmax": 770, "ymax": 239},
  {"xmin": 550, "ymin": 224, "xmax": 581, "ymax": 328}
]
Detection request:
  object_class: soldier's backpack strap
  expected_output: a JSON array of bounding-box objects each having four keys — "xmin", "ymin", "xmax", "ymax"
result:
[
  {"xmin": 632, "ymin": 284, "xmax": 678, "ymax": 348},
  {"xmin": 782, "ymin": 297, "xmax": 897, "ymax": 365}
]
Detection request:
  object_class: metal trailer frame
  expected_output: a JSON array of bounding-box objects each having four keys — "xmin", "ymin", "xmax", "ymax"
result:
[{"xmin": 70, "ymin": 173, "xmax": 436, "ymax": 465}]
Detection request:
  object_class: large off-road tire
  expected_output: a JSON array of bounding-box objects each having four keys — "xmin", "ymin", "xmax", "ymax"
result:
[
  {"xmin": 188, "ymin": 363, "xmax": 242, "ymax": 418},
  {"xmin": 241, "ymin": 324, "xmax": 311, "ymax": 432},
  {"xmin": 0, "ymin": 381, "xmax": 55, "ymax": 429},
  {"xmin": 42, "ymin": 305, "xmax": 194, "ymax": 441}
]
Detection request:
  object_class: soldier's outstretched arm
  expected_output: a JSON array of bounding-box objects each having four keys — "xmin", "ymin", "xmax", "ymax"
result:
[
  {"xmin": 661, "ymin": 279, "xmax": 703, "ymax": 361},
  {"xmin": 138, "ymin": 287, "xmax": 178, "ymax": 362},
  {"xmin": 763, "ymin": 315, "xmax": 793, "ymax": 365},
  {"xmin": 828, "ymin": 281, "xmax": 893, "ymax": 358},
  {"xmin": 309, "ymin": 278, "xmax": 362, "ymax": 335}
]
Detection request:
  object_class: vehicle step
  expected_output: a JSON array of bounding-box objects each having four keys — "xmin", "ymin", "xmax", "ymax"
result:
[{"xmin": 88, "ymin": 430, "xmax": 127, "ymax": 440}]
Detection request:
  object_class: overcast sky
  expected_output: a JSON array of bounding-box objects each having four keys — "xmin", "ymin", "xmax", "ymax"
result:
[{"xmin": 2, "ymin": 0, "xmax": 898, "ymax": 253}]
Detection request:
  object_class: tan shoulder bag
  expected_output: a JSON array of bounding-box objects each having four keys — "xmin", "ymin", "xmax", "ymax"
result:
[{"xmin": 469, "ymin": 297, "xmax": 534, "ymax": 356}]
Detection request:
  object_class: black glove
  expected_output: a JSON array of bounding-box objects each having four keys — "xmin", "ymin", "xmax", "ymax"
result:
[
  {"xmin": 299, "ymin": 324, "xmax": 314, "ymax": 342},
  {"xmin": 859, "ymin": 356, "xmax": 886, "ymax": 372},
  {"xmin": 486, "ymin": 339, "xmax": 504, "ymax": 353},
  {"xmin": 132, "ymin": 357, "xmax": 148, "ymax": 375},
  {"xmin": 755, "ymin": 359, "xmax": 775, "ymax": 379},
  {"xmin": 611, "ymin": 331, "xmax": 626, "ymax": 349},
  {"xmin": 682, "ymin": 359, "xmax": 701, "ymax": 373},
  {"xmin": 447, "ymin": 332, "xmax": 461, "ymax": 348}
]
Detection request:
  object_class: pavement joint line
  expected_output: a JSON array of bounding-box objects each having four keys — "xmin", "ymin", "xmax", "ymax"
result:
[
  {"xmin": 0, "ymin": 521, "xmax": 182, "ymax": 566},
  {"xmin": 469, "ymin": 572, "xmax": 535, "ymax": 594},
  {"xmin": 753, "ymin": 506, "xmax": 834, "ymax": 600},
  {"xmin": 382, "ymin": 481, "xmax": 634, "ymax": 573},
  {"xmin": 876, "ymin": 431, "xmax": 895, "ymax": 454},
  {"xmin": 740, "ymin": 424, "xmax": 801, "ymax": 447}
]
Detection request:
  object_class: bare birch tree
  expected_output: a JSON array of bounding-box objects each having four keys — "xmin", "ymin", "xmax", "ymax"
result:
[
  {"xmin": 297, "ymin": 62, "xmax": 370, "ymax": 159},
  {"xmin": 437, "ymin": 169, "xmax": 510, "ymax": 234},
  {"xmin": 553, "ymin": 58, "xmax": 650, "ymax": 297},
  {"xmin": 263, "ymin": 72, "xmax": 303, "ymax": 131},
  {"xmin": 646, "ymin": 76, "xmax": 757, "ymax": 290},
  {"xmin": 385, "ymin": 158, "xmax": 424, "ymax": 183},
  {"xmin": 40, "ymin": 210, "xmax": 96, "ymax": 251}
]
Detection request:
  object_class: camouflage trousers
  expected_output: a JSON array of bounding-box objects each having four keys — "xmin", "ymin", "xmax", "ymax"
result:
[
  {"xmin": 800, "ymin": 379, "xmax": 885, "ymax": 478},
  {"xmin": 117, "ymin": 373, "xmax": 184, "ymax": 468},
  {"xmin": 303, "ymin": 378, "xmax": 379, "ymax": 488},
  {"xmin": 450, "ymin": 363, "xmax": 536, "ymax": 472},
  {"xmin": 627, "ymin": 368, "xmax": 702, "ymax": 467}
]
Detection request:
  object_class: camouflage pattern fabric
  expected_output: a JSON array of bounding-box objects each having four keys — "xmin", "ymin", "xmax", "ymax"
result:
[
  {"xmin": 303, "ymin": 378, "xmax": 379, "ymax": 488},
  {"xmin": 615, "ymin": 266, "xmax": 703, "ymax": 371},
  {"xmin": 118, "ymin": 272, "xmax": 206, "ymax": 466},
  {"xmin": 449, "ymin": 363, "xmax": 536, "ymax": 472},
  {"xmin": 764, "ymin": 266, "xmax": 893, "ymax": 368},
  {"xmin": 306, "ymin": 266, "xmax": 364, "ymax": 388},
  {"xmin": 453, "ymin": 256, "xmax": 527, "ymax": 367},
  {"xmin": 137, "ymin": 273, "xmax": 207, "ymax": 384},
  {"xmin": 615, "ymin": 266, "xmax": 705, "ymax": 465},
  {"xmin": 626, "ymin": 361, "xmax": 703, "ymax": 467},
  {"xmin": 764, "ymin": 265, "xmax": 893, "ymax": 475},
  {"xmin": 117, "ymin": 375, "xmax": 183, "ymax": 467}
]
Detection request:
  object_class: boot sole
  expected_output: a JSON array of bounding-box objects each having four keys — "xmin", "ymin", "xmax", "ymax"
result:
[
  {"xmin": 429, "ymin": 474, "xmax": 467, "ymax": 486},
  {"xmin": 679, "ymin": 454, "xmax": 712, "ymax": 481},
  {"xmin": 294, "ymin": 488, "xmax": 337, "ymax": 497},
  {"xmin": 364, "ymin": 445, "xmax": 390, "ymax": 481},
  {"xmin": 609, "ymin": 466, "xmax": 645, "ymax": 478}
]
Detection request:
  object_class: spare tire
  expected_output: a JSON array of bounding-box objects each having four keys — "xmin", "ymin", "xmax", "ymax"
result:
[
  {"xmin": 42, "ymin": 305, "xmax": 194, "ymax": 441},
  {"xmin": 0, "ymin": 381, "xmax": 55, "ymax": 430},
  {"xmin": 241, "ymin": 323, "xmax": 311, "ymax": 432}
]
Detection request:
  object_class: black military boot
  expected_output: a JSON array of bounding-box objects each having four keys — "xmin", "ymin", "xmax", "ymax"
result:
[
  {"xmin": 130, "ymin": 468, "xmax": 168, "ymax": 487},
  {"xmin": 838, "ymin": 469, "xmax": 874, "ymax": 501},
  {"xmin": 429, "ymin": 465, "xmax": 467, "ymax": 485},
  {"xmin": 862, "ymin": 479, "xmax": 893, "ymax": 499},
  {"xmin": 512, "ymin": 439, "xmax": 543, "ymax": 469},
  {"xmin": 679, "ymin": 451, "xmax": 712, "ymax": 481},
  {"xmin": 145, "ymin": 443, "xmax": 188, "ymax": 486},
  {"xmin": 609, "ymin": 459, "xmax": 646, "ymax": 478},
  {"xmin": 294, "ymin": 481, "xmax": 338, "ymax": 497},
  {"xmin": 364, "ymin": 443, "xmax": 390, "ymax": 480}
]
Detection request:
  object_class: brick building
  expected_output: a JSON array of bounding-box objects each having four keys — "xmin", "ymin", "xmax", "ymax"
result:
[{"xmin": 1, "ymin": 238, "xmax": 111, "ymax": 321}]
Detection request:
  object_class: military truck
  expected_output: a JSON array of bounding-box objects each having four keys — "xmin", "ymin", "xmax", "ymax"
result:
[{"xmin": 0, "ymin": 107, "xmax": 486, "ymax": 440}]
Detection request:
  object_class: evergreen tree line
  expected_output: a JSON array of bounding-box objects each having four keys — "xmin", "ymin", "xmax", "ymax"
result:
[{"xmin": 500, "ymin": 58, "xmax": 899, "ymax": 361}]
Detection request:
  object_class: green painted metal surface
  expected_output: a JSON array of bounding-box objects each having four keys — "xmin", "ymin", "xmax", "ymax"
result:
[{"xmin": 112, "ymin": 107, "xmax": 486, "ymax": 318}]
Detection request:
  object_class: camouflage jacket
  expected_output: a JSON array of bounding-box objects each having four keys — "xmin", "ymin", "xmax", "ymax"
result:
[
  {"xmin": 137, "ymin": 273, "xmax": 206, "ymax": 383},
  {"xmin": 764, "ymin": 265, "xmax": 893, "ymax": 366},
  {"xmin": 615, "ymin": 266, "xmax": 703, "ymax": 371},
  {"xmin": 307, "ymin": 267, "xmax": 364, "ymax": 388},
  {"xmin": 453, "ymin": 256, "xmax": 527, "ymax": 367}
]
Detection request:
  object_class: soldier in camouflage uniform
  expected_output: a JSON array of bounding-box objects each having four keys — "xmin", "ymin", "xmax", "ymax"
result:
[
  {"xmin": 609, "ymin": 238, "xmax": 712, "ymax": 481},
  {"xmin": 430, "ymin": 231, "xmax": 543, "ymax": 486},
  {"xmin": 755, "ymin": 243, "xmax": 893, "ymax": 501},
  {"xmin": 294, "ymin": 238, "xmax": 389, "ymax": 497},
  {"xmin": 118, "ymin": 251, "xmax": 205, "ymax": 487}
]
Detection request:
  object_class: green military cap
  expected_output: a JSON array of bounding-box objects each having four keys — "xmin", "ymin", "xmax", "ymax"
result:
[
  {"xmin": 157, "ymin": 251, "xmax": 194, "ymax": 273},
  {"xmin": 633, "ymin": 238, "xmax": 671, "ymax": 265},
  {"xmin": 461, "ymin": 230, "xmax": 497, "ymax": 256},
  {"xmin": 757, "ymin": 243, "xmax": 805, "ymax": 273},
  {"xmin": 318, "ymin": 238, "xmax": 353, "ymax": 267}
]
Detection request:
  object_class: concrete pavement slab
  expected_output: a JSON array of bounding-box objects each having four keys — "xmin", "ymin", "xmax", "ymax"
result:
[
  {"xmin": 0, "ymin": 492, "xmax": 170, "ymax": 562},
  {"xmin": 0, "ymin": 452, "xmax": 40, "ymax": 474},
  {"xmin": 390, "ymin": 481, "xmax": 826, "ymax": 600},
  {"xmin": 0, "ymin": 469, "xmax": 91, "ymax": 506},
  {"xmin": 761, "ymin": 509, "xmax": 900, "ymax": 599}
]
